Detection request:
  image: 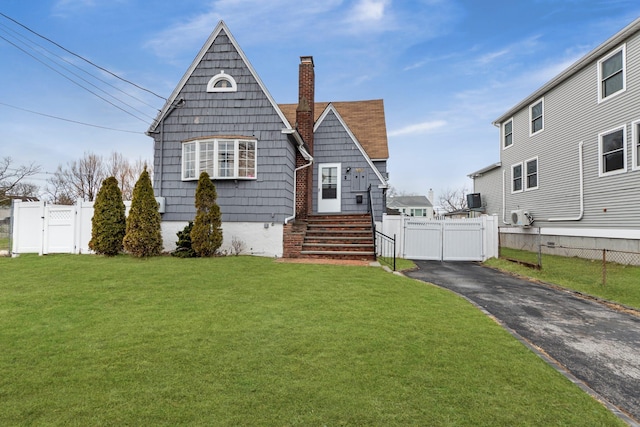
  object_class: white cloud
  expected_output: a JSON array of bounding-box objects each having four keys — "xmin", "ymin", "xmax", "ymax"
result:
[
  {"xmin": 349, "ymin": 0, "xmax": 388, "ymax": 23},
  {"xmin": 389, "ymin": 120, "xmax": 447, "ymax": 137}
]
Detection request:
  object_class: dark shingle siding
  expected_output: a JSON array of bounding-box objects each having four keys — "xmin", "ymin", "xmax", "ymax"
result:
[
  {"xmin": 313, "ymin": 110, "xmax": 386, "ymax": 221},
  {"xmin": 152, "ymin": 30, "xmax": 295, "ymax": 223}
]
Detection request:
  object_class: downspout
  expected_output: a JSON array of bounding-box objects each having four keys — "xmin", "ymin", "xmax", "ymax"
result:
[
  {"xmin": 152, "ymin": 98, "xmax": 185, "ymax": 196},
  {"xmin": 548, "ymin": 141, "xmax": 584, "ymax": 221},
  {"xmin": 502, "ymin": 169, "xmax": 509, "ymax": 224},
  {"xmin": 284, "ymin": 159, "xmax": 313, "ymax": 224},
  {"xmin": 282, "ymin": 128, "xmax": 313, "ymax": 224}
]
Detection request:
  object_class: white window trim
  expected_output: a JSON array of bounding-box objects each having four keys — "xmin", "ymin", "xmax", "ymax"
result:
[
  {"xmin": 502, "ymin": 118, "xmax": 514, "ymax": 150},
  {"xmin": 598, "ymin": 124, "xmax": 627, "ymax": 177},
  {"xmin": 524, "ymin": 156, "xmax": 539, "ymax": 191},
  {"xmin": 181, "ymin": 138, "xmax": 257, "ymax": 181},
  {"xmin": 511, "ymin": 162, "xmax": 523, "ymax": 194},
  {"xmin": 597, "ymin": 44, "xmax": 626, "ymax": 103},
  {"xmin": 632, "ymin": 119, "xmax": 640, "ymax": 171},
  {"xmin": 529, "ymin": 98, "xmax": 544, "ymax": 136},
  {"xmin": 206, "ymin": 70, "xmax": 238, "ymax": 93}
]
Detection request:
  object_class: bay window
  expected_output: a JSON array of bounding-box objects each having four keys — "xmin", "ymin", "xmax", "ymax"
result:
[{"xmin": 182, "ymin": 138, "xmax": 256, "ymax": 180}]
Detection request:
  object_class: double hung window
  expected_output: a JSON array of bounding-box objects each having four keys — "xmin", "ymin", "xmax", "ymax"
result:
[
  {"xmin": 503, "ymin": 119, "xmax": 513, "ymax": 148},
  {"xmin": 182, "ymin": 138, "xmax": 257, "ymax": 180},
  {"xmin": 529, "ymin": 99, "xmax": 544, "ymax": 135},
  {"xmin": 598, "ymin": 126, "xmax": 626, "ymax": 176},
  {"xmin": 598, "ymin": 45, "xmax": 626, "ymax": 102},
  {"xmin": 632, "ymin": 120, "xmax": 640, "ymax": 170},
  {"xmin": 512, "ymin": 163, "xmax": 523, "ymax": 193},
  {"xmin": 525, "ymin": 158, "xmax": 538, "ymax": 190}
]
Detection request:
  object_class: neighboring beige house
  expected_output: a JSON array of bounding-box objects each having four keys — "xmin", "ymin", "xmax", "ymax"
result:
[{"xmin": 387, "ymin": 195, "xmax": 433, "ymax": 218}]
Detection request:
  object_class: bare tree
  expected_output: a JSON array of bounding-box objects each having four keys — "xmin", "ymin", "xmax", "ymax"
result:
[
  {"xmin": 438, "ymin": 187, "xmax": 469, "ymax": 213},
  {"xmin": 45, "ymin": 152, "xmax": 151, "ymax": 203},
  {"xmin": 107, "ymin": 152, "xmax": 150, "ymax": 200},
  {"xmin": 44, "ymin": 165, "xmax": 76, "ymax": 205},
  {"xmin": 386, "ymin": 186, "xmax": 418, "ymax": 198},
  {"xmin": 0, "ymin": 157, "xmax": 41, "ymax": 204}
]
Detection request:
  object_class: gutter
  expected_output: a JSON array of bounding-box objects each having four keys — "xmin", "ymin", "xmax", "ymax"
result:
[{"xmin": 282, "ymin": 128, "xmax": 313, "ymax": 224}]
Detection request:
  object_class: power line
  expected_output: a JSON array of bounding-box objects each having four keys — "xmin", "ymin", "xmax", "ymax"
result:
[
  {"xmin": 0, "ymin": 12, "xmax": 167, "ymax": 101},
  {"xmin": 0, "ymin": 21, "xmax": 160, "ymax": 111},
  {"xmin": 0, "ymin": 102, "xmax": 145, "ymax": 134},
  {"xmin": 0, "ymin": 28, "xmax": 156, "ymax": 121},
  {"xmin": 0, "ymin": 34, "xmax": 151, "ymax": 123}
]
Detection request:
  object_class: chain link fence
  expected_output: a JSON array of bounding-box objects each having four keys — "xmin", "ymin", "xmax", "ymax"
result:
[
  {"xmin": 500, "ymin": 242, "xmax": 640, "ymax": 286},
  {"xmin": 0, "ymin": 216, "xmax": 10, "ymax": 254}
]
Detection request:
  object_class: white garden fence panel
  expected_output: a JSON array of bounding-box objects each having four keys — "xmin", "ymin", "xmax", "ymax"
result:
[
  {"xmin": 381, "ymin": 214, "xmax": 498, "ymax": 261},
  {"xmin": 404, "ymin": 219, "xmax": 443, "ymax": 260},
  {"xmin": 43, "ymin": 204, "xmax": 76, "ymax": 254},
  {"xmin": 11, "ymin": 199, "xmax": 132, "ymax": 256}
]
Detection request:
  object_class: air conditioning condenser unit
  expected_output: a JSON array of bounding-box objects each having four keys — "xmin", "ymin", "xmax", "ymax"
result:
[{"xmin": 511, "ymin": 209, "xmax": 533, "ymax": 227}]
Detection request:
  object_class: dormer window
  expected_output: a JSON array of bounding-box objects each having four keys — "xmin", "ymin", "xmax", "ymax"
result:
[{"xmin": 207, "ymin": 71, "xmax": 237, "ymax": 92}]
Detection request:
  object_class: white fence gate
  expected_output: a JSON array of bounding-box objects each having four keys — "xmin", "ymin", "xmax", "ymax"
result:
[
  {"xmin": 11, "ymin": 199, "xmax": 130, "ymax": 255},
  {"xmin": 381, "ymin": 214, "xmax": 498, "ymax": 261}
]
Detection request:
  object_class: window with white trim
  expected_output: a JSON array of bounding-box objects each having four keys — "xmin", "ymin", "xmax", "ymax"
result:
[
  {"xmin": 206, "ymin": 70, "xmax": 237, "ymax": 93},
  {"xmin": 598, "ymin": 45, "xmax": 626, "ymax": 102},
  {"xmin": 503, "ymin": 119, "xmax": 513, "ymax": 148},
  {"xmin": 598, "ymin": 125, "xmax": 626, "ymax": 176},
  {"xmin": 410, "ymin": 208, "xmax": 427, "ymax": 217},
  {"xmin": 512, "ymin": 163, "xmax": 523, "ymax": 193},
  {"xmin": 182, "ymin": 138, "xmax": 257, "ymax": 180},
  {"xmin": 632, "ymin": 120, "xmax": 640, "ymax": 170},
  {"xmin": 529, "ymin": 98, "xmax": 543, "ymax": 135},
  {"xmin": 525, "ymin": 157, "xmax": 538, "ymax": 190}
]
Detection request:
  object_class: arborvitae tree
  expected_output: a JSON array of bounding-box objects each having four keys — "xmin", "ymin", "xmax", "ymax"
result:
[
  {"xmin": 191, "ymin": 172, "xmax": 223, "ymax": 257},
  {"xmin": 172, "ymin": 221, "xmax": 197, "ymax": 258},
  {"xmin": 123, "ymin": 166, "xmax": 162, "ymax": 257},
  {"xmin": 89, "ymin": 176, "xmax": 126, "ymax": 255}
]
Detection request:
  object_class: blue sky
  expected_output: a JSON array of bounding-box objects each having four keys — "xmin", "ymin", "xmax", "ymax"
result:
[{"xmin": 2, "ymin": 0, "xmax": 640, "ymax": 201}]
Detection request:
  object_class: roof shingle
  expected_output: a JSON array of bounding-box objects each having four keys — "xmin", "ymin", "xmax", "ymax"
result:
[{"xmin": 279, "ymin": 99, "xmax": 389, "ymax": 160}]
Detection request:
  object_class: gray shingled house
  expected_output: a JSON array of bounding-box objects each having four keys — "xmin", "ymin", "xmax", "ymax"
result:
[
  {"xmin": 469, "ymin": 16, "xmax": 640, "ymax": 253},
  {"xmin": 147, "ymin": 21, "xmax": 389, "ymax": 258}
]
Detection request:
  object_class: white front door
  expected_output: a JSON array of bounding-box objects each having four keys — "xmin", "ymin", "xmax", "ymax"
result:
[{"xmin": 318, "ymin": 163, "xmax": 341, "ymax": 213}]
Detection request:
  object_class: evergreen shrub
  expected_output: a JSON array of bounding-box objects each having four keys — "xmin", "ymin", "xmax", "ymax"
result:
[
  {"xmin": 89, "ymin": 176, "xmax": 126, "ymax": 256},
  {"xmin": 123, "ymin": 166, "xmax": 163, "ymax": 257},
  {"xmin": 191, "ymin": 172, "xmax": 223, "ymax": 257}
]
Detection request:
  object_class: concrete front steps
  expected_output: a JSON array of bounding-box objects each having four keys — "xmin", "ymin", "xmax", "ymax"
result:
[{"xmin": 300, "ymin": 214, "xmax": 375, "ymax": 261}]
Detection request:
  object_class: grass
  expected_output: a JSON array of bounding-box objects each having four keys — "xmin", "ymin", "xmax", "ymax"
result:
[
  {"xmin": 0, "ymin": 255, "xmax": 624, "ymax": 426},
  {"xmin": 0, "ymin": 236, "xmax": 8, "ymax": 251},
  {"xmin": 378, "ymin": 256, "xmax": 415, "ymax": 271},
  {"xmin": 486, "ymin": 247, "xmax": 640, "ymax": 310}
]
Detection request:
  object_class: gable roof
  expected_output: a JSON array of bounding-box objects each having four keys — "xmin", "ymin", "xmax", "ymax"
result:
[
  {"xmin": 147, "ymin": 20, "xmax": 292, "ymax": 134},
  {"xmin": 279, "ymin": 99, "xmax": 389, "ymax": 160},
  {"xmin": 493, "ymin": 16, "xmax": 640, "ymax": 125},
  {"xmin": 388, "ymin": 196, "xmax": 433, "ymax": 208}
]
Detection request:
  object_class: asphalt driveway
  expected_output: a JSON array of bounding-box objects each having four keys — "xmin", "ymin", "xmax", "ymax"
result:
[{"xmin": 406, "ymin": 261, "xmax": 640, "ymax": 425}]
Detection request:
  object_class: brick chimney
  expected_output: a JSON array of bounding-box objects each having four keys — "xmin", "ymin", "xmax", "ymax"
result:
[{"xmin": 295, "ymin": 56, "xmax": 315, "ymax": 218}]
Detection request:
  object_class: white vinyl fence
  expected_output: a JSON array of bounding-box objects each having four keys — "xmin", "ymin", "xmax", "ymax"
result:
[
  {"xmin": 381, "ymin": 214, "xmax": 498, "ymax": 261},
  {"xmin": 11, "ymin": 199, "xmax": 130, "ymax": 255}
]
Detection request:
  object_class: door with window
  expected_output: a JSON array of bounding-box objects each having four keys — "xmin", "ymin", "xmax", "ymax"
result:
[{"xmin": 318, "ymin": 163, "xmax": 341, "ymax": 213}]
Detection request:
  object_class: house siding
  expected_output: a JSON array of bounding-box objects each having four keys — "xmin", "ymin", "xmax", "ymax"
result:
[
  {"xmin": 496, "ymin": 32, "xmax": 640, "ymax": 230},
  {"xmin": 473, "ymin": 167, "xmax": 503, "ymax": 218},
  {"xmin": 312, "ymin": 110, "xmax": 386, "ymax": 221},
  {"xmin": 151, "ymin": 31, "xmax": 296, "ymax": 223}
]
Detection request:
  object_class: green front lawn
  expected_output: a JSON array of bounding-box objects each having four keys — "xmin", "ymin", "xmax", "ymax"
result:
[
  {"xmin": 0, "ymin": 255, "xmax": 623, "ymax": 426},
  {"xmin": 487, "ymin": 247, "xmax": 640, "ymax": 310}
]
